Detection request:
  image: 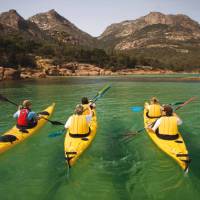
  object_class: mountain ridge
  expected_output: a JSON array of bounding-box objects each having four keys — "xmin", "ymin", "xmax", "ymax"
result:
[
  {"xmin": 0, "ymin": 9, "xmax": 200, "ymax": 72},
  {"xmin": 28, "ymin": 9, "xmax": 95, "ymax": 47}
]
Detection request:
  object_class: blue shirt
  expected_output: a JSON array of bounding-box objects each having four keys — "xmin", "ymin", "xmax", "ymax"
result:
[{"xmin": 13, "ymin": 110, "xmax": 37, "ymax": 121}]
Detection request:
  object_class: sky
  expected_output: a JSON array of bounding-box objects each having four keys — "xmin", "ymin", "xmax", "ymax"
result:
[{"xmin": 0, "ymin": 0, "xmax": 200, "ymax": 37}]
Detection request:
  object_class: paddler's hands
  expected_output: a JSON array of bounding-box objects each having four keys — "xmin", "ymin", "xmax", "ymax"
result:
[
  {"xmin": 89, "ymin": 101, "xmax": 96, "ymax": 109},
  {"xmin": 18, "ymin": 105, "xmax": 22, "ymax": 110}
]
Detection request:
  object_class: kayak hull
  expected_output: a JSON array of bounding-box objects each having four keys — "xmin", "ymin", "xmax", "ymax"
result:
[
  {"xmin": 144, "ymin": 102, "xmax": 190, "ymax": 171},
  {"xmin": 0, "ymin": 103, "xmax": 55, "ymax": 154},
  {"xmin": 64, "ymin": 109, "xmax": 97, "ymax": 167}
]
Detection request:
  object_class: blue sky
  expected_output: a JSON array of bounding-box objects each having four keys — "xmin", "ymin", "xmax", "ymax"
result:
[{"xmin": 0, "ymin": 0, "xmax": 200, "ymax": 36}]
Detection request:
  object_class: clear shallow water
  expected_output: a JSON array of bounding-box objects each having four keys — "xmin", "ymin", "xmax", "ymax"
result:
[{"xmin": 0, "ymin": 76, "xmax": 200, "ymax": 200}]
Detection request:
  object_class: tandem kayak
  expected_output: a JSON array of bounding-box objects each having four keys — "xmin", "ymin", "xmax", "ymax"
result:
[
  {"xmin": 64, "ymin": 109, "xmax": 97, "ymax": 167},
  {"xmin": 0, "ymin": 103, "xmax": 55, "ymax": 154},
  {"xmin": 144, "ymin": 102, "xmax": 190, "ymax": 171}
]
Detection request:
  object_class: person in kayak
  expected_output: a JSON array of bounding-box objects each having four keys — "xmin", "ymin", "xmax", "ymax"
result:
[
  {"xmin": 65, "ymin": 104, "xmax": 94, "ymax": 138},
  {"xmin": 81, "ymin": 97, "xmax": 96, "ymax": 115},
  {"xmin": 145, "ymin": 97, "xmax": 162, "ymax": 118},
  {"xmin": 13, "ymin": 100, "xmax": 39, "ymax": 129},
  {"xmin": 150, "ymin": 105, "xmax": 182, "ymax": 140},
  {"xmin": 81, "ymin": 97, "xmax": 90, "ymax": 115}
]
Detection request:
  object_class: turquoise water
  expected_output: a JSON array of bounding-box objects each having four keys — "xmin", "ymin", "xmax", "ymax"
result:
[{"xmin": 0, "ymin": 76, "xmax": 200, "ymax": 200}]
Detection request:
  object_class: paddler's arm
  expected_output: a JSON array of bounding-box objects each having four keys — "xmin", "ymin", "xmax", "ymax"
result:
[
  {"xmin": 28, "ymin": 111, "xmax": 38, "ymax": 121},
  {"xmin": 13, "ymin": 105, "xmax": 22, "ymax": 118},
  {"xmin": 148, "ymin": 118, "xmax": 161, "ymax": 133},
  {"xmin": 64, "ymin": 116, "xmax": 72, "ymax": 129},
  {"xmin": 173, "ymin": 112, "xmax": 183, "ymax": 125},
  {"xmin": 86, "ymin": 104, "xmax": 94, "ymax": 123},
  {"xmin": 13, "ymin": 110, "xmax": 20, "ymax": 118}
]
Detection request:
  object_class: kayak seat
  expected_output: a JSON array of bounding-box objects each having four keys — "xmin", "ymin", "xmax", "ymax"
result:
[
  {"xmin": 65, "ymin": 152, "xmax": 77, "ymax": 155},
  {"xmin": 176, "ymin": 154, "xmax": 189, "ymax": 157}
]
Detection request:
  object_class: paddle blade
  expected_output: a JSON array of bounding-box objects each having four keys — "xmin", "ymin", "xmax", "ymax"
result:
[
  {"xmin": 92, "ymin": 84, "xmax": 111, "ymax": 102},
  {"xmin": 175, "ymin": 97, "xmax": 197, "ymax": 111},
  {"xmin": 48, "ymin": 129, "xmax": 65, "ymax": 138},
  {"xmin": 38, "ymin": 111, "xmax": 50, "ymax": 116},
  {"xmin": 0, "ymin": 94, "xmax": 8, "ymax": 101},
  {"xmin": 50, "ymin": 121, "xmax": 64, "ymax": 126},
  {"xmin": 130, "ymin": 106, "xmax": 143, "ymax": 112}
]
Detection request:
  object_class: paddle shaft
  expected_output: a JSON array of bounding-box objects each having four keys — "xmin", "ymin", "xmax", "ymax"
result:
[
  {"xmin": 0, "ymin": 94, "xmax": 18, "ymax": 106},
  {"xmin": 41, "ymin": 117, "xmax": 64, "ymax": 126}
]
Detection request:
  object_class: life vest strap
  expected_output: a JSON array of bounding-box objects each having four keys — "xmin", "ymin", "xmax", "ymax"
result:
[
  {"xmin": 69, "ymin": 128, "xmax": 91, "ymax": 138},
  {"xmin": 155, "ymin": 129, "xmax": 179, "ymax": 140},
  {"xmin": 146, "ymin": 112, "xmax": 161, "ymax": 119}
]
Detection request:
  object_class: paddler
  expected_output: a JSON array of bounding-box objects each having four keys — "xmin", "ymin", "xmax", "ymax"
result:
[
  {"xmin": 13, "ymin": 100, "xmax": 39, "ymax": 129},
  {"xmin": 81, "ymin": 97, "xmax": 91, "ymax": 115},
  {"xmin": 150, "ymin": 105, "xmax": 182, "ymax": 140},
  {"xmin": 145, "ymin": 97, "xmax": 162, "ymax": 118},
  {"xmin": 81, "ymin": 97, "xmax": 96, "ymax": 115},
  {"xmin": 64, "ymin": 103, "xmax": 95, "ymax": 138}
]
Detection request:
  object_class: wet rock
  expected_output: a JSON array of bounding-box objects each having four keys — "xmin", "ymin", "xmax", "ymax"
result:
[{"xmin": 1, "ymin": 67, "xmax": 21, "ymax": 80}]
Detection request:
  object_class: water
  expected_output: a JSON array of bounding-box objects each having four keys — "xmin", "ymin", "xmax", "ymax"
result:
[{"xmin": 0, "ymin": 76, "xmax": 200, "ymax": 200}]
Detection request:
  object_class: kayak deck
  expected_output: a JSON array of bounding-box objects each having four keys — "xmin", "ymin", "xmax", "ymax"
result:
[
  {"xmin": 144, "ymin": 103, "xmax": 190, "ymax": 171},
  {"xmin": 64, "ymin": 109, "xmax": 97, "ymax": 167},
  {"xmin": 0, "ymin": 103, "xmax": 55, "ymax": 154}
]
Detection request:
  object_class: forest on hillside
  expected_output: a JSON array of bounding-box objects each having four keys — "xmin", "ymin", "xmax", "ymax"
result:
[{"xmin": 0, "ymin": 34, "xmax": 200, "ymax": 72}]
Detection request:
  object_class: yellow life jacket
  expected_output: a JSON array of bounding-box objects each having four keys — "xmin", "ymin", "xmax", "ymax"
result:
[
  {"xmin": 82, "ymin": 104, "xmax": 90, "ymax": 115},
  {"xmin": 69, "ymin": 115, "xmax": 90, "ymax": 134},
  {"xmin": 148, "ymin": 104, "xmax": 162, "ymax": 118},
  {"xmin": 159, "ymin": 116, "xmax": 178, "ymax": 135}
]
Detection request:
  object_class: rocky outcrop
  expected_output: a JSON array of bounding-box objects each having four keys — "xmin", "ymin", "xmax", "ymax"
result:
[
  {"xmin": 28, "ymin": 9, "xmax": 95, "ymax": 47},
  {"xmin": 0, "ymin": 67, "xmax": 20, "ymax": 80},
  {"xmin": 98, "ymin": 12, "xmax": 200, "ymax": 50},
  {"xmin": 0, "ymin": 10, "xmax": 48, "ymax": 40},
  {"xmin": 20, "ymin": 68, "xmax": 46, "ymax": 79}
]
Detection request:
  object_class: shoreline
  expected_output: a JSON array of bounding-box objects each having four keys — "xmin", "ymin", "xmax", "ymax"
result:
[
  {"xmin": 1, "ymin": 74, "xmax": 200, "ymax": 83},
  {"xmin": 0, "ymin": 62, "xmax": 200, "ymax": 82}
]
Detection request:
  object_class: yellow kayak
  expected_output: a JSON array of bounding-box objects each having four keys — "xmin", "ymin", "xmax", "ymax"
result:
[
  {"xmin": 0, "ymin": 103, "xmax": 55, "ymax": 154},
  {"xmin": 144, "ymin": 102, "xmax": 190, "ymax": 171},
  {"xmin": 64, "ymin": 109, "xmax": 97, "ymax": 167}
]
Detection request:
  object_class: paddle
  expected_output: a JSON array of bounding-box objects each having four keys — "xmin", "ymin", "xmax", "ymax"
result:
[
  {"xmin": 123, "ymin": 97, "xmax": 196, "ymax": 141},
  {"xmin": 92, "ymin": 84, "xmax": 111, "ymax": 103},
  {"xmin": 48, "ymin": 129, "xmax": 65, "ymax": 138},
  {"xmin": 0, "ymin": 94, "xmax": 18, "ymax": 106},
  {"xmin": 48, "ymin": 84, "xmax": 111, "ymax": 138},
  {"xmin": 130, "ymin": 101, "xmax": 185, "ymax": 113},
  {"xmin": 41, "ymin": 117, "xmax": 64, "ymax": 126}
]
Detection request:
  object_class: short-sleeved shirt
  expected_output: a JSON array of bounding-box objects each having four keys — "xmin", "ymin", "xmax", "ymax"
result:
[{"xmin": 13, "ymin": 110, "xmax": 37, "ymax": 121}]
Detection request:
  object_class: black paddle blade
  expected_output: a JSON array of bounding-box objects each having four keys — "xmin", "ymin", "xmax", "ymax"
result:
[
  {"xmin": 38, "ymin": 111, "xmax": 50, "ymax": 116},
  {"xmin": 19, "ymin": 128, "xmax": 29, "ymax": 133},
  {"xmin": 0, "ymin": 94, "xmax": 8, "ymax": 101},
  {"xmin": 0, "ymin": 134, "xmax": 18, "ymax": 143},
  {"xmin": 50, "ymin": 121, "xmax": 64, "ymax": 126}
]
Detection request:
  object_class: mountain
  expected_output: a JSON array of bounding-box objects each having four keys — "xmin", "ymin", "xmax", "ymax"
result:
[
  {"xmin": 28, "ymin": 9, "xmax": 95, "ymax": 47},
  {"xmin": 0, "ymin": 9, "xmax": 47, "ymax": 40},
  {"xmin": 98, "ymin": 12, "xmax": 200, "ymax": 51},
  {"xmin": 0, "ymin": 10, "xmax": 200, "ymax": 71}
]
